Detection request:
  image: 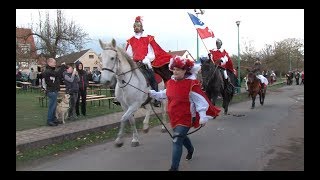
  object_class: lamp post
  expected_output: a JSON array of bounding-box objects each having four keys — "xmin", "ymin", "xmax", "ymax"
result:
[
  {"xmin": 236, "ymin": 20, "xmax": 241, "ymax": 93},
  {"xmin": 194, "ymin": 9, "xmax": 205, "ymax": 63}
]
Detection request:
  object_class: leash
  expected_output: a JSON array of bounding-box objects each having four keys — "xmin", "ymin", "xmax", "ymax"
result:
[{"xmin": 149, "ymin": 99, "xmax": 203, "ymax": 139}]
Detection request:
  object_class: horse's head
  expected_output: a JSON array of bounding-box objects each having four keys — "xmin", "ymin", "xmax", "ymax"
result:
[
  {"xmin": 99, "ymin": 38, "xmax": 118, "ymax": 84},
  {"xmin": 247, "ymin": 71, "xmax": 259, "ymax": 84},
  {"xmin": 200, "ymin": 59, "xmax": 212, "ymax": 90}
]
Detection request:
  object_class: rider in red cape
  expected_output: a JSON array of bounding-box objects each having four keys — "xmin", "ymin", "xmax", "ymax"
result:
[
  {"xmin": 125, "ymin": 16, "xmax": 172, "ymax": 107},
  {"xmin": 149, "ymin": 56, "xmax": 220, "ymax": 171},
  {"xmin": 209, "ymin": 38, "xmax": 237, "ymax": 88}
]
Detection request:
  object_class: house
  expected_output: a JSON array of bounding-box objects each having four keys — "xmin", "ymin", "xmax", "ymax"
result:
[
  {"xmin": 55, "ymin": 49, "xmax": 101, "ymax": 72},
  {"xmin": 167, "ymin": 50, "xmax": 195, "ymax": 62},
  {"xmin": 16, "ymin": 27, "xmax": 38, "ymax": 70}
]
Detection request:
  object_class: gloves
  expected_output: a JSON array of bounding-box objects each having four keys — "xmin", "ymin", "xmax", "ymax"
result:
[
  {"xmin": 142, "ymin": 57, "xmax": 153, "ymax": 69},
  {"xmin": 199, "ymin": 118, "xmax": 208, "ymax": 125},
  {"xmin": 149, "ymin": 89, "xmax": 157, "ymax": 98},
  {"xmin": 221, "ymin": 56, "xmax": 228, "ymax": 64}
]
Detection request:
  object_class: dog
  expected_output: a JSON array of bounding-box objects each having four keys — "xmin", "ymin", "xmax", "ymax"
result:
[{"xmin": 55, "ymin": 94, "xmax": 70, "ymax": 124}]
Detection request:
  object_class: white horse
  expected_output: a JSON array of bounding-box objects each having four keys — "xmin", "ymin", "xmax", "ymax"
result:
[{"xmin": 99, "ymin": 38, "xmax": 168, "ymax": 147}]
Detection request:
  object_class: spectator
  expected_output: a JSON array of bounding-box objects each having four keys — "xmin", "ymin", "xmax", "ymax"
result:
[
  {"xmin": 92, "ymin": 70, "xmax": 101, "ymax": 84},
  {"xmin": 63, "ymin": 65, "xmax": 80, "ymax": 120},
  {"xmin": 75, "ymin": 61, "xmax": 88, "ymax": 117},
  {"xmin": 29, "ymin": 68, "xmax": 38, "ymax": 86},
  {"xmin": 43, "ymin": 58, "xmax": 65, "ymax": 126}
]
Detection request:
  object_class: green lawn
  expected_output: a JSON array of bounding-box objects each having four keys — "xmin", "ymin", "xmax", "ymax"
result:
[{"xmin": 16, "ymin": 89, "xmax": 122, "ymax": 131}]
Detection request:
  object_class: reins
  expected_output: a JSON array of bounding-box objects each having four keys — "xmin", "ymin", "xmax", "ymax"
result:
[{"xmin": 101, "ymin": 47, "xmax": 203, "ymax": 139}]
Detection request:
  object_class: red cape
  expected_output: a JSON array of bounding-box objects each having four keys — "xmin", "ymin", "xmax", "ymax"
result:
[
  {"xmin": 148, "ymin": 36, "xmax": 172, "ymax": 67},
  {"xmin": 191, "ymin": 80, "xmax": 221, "ymax": 128}
]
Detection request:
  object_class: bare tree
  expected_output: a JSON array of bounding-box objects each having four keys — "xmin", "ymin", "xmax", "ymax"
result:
[{"xmin": 19, "ymin": 9, "xmax": 90, "ymax": 59}]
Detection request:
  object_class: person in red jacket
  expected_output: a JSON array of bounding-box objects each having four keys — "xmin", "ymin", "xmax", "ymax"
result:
[
  {"xmin": 149, "ymin": 56, "xmax": 221, "ymax": 171},
  {"xmin": 209, "ymin": 38, "xmax": 236, "ymax": 86},
  {"xmin": 121, "ymin": 16, "xmax": 172, "ymax": 107}
]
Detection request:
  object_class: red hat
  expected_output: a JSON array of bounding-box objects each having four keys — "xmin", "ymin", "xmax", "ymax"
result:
[
  {"xmin": 169, "ymin": 56, "xmax": 194, "ymax": 71},
  {"xmin": 133, "ymin": 16, "xmax": 144, "ymax": 32}
]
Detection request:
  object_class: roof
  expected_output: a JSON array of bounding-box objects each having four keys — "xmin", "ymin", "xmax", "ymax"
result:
[
  {"xmin": 167, "ymin": 50, "xmax": 188, "ymax": 57},
  {"xmin": 16, "ymin": 27, "xmax": 37, "ymax": 59},
  {"xmin": 55, "ymin": 49, "xmax": 90, "ymax": 65}
]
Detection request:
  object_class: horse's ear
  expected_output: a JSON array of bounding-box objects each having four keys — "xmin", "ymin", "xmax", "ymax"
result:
[
  {"xmin": 111, "ymin": 38, "xmax": 116, "ymax": 48},
  {"xmin": 99, "ymin": 39, "xmax": 106, "ymax": 49}
]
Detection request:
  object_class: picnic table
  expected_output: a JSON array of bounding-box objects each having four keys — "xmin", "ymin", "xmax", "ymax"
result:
[{"xmin": 20, "ymin": 82, "xmax": 32, "ymax": 91}]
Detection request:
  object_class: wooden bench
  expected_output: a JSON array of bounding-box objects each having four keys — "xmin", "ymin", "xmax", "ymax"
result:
[
  {"xmin": 94, "ymin": 88, "xmax": 115, "ymax": 96},
  {"xmin": 16, "ymin": 86, "xmax": 22, "ymax": 93},
  {"xmin": 35, "ymin": 95, "xmax": 47, "ymax": 107},
  {"xmin": 86, "ymin": 96, "xmax": 115, "ymax": 108}
]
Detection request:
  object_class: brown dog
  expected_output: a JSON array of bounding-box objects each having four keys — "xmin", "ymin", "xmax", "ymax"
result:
[{"xmin": 55, "ymin": 94, "xmax": 70, "ymax": 124}]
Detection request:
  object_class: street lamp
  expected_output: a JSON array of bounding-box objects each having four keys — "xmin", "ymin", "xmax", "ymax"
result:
[
  {"xmin": 194, "ymin": 9, "xmax": 205, "ymax": 63},
  {"xmin": 236, "ymin": 20, "xmax": 241, "ymax": 93}
]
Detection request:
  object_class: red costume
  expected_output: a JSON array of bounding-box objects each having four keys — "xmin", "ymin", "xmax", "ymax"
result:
[
  {"xmin": 166, "ymin": 78, "xmax": 220, "ymax": 129},
  {"xmin": 209, "ymin": 49, "xmax": 235, "ymax": 75},
  {"xmin": 126, "ymin": 35, "xmax": 171, "ymax": 68}
]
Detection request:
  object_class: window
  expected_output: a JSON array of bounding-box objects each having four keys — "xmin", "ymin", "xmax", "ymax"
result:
[{"xmin": 89, "ymin": 55, "xmax": 94, "ymax": 59}]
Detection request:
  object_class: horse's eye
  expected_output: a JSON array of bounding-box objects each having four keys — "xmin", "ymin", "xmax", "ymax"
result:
[{"xmin": 111, "ymin": 57, "xmax": 115, "ymax": 61}]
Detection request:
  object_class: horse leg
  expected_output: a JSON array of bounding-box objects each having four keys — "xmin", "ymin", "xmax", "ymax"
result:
[
  {"xmin": 161, "ymin": 100, "xmax": 168, "ymax": 133},
  {"xmin": 142, "ymin": 103, "xmax": 152, "ymax": 133},
  {"xmin": 115, "ymin": 104, "xmax": 140, "ymax": 147},
  {"xmin": 251, "ymin": 95, "xmax": 256, "ymax": 109},
  {"xmin": 115, "ymin": 120, "xmax": 126, "ymax": 147},
  {"xmin": 128, "ymin": 115, "xmax": 140, "ymax": 147}
]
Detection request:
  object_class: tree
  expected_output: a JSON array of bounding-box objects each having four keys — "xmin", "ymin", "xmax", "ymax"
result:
[{"xmin": 21, "ymin": 9, "xmax": 90, "ymax": 59}]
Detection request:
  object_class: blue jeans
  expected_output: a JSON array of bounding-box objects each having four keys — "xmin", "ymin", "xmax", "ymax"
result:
[
  {"xmin": 171, "ymin": 125, "xmax": 194, "ymax": 170},
  {"xmin": 47, "ymin": 91, "xmax": 58, "ymax": 124}
]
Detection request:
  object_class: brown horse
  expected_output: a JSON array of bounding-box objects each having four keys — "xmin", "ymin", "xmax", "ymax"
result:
[{"xmin": 247, "ymin": 71, "xmax": 266, "ymax": 109}]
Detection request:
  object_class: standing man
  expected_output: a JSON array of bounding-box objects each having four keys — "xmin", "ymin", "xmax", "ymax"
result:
[
  {"xmin": 43, "ymin": 58, "xmax": 65, "ymax": 126},
  {"xmin": 29, "ymin": 67, "xmax": 37, "ymax": 86},
  {"xmin": 124, "ymin": 16, "xmax": 172, "ymax": 107}
]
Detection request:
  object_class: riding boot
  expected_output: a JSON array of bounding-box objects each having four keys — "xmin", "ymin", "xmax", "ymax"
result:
[{"xmin": 147, "ymin": 69, "xmax": 160, "ymax": 107}]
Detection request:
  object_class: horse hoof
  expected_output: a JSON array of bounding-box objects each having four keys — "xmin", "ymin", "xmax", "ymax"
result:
[
  {"xmin": 161, "ymin": 128, "xmax": 167, "ymax": 133},
  {"xmin": 131, "ymin": 141, "xmax": 139, "ymax": 147},
  {"xmin": 143, "ymin": 128, "xmax": 149, "ymax": 133},
  {"xmin": 115, "ymin": 142, "xmax": 123, "ymax": 148}
]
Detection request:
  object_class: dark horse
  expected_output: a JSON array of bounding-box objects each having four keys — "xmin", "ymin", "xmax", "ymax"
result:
[
  {"xmin": 247, "ymin": 71, "xmax": 266, "ymax": 109},
  {"xmin": 153, "ymin": 64, "xmax": 173, "ymax": 83},
  {"xmin": 200, "ymin": 58, "xmax": 235, "ymax": 115},
  {"xmin": 285, "ymin": 71, "xmax": 294, "ymax": 85}
]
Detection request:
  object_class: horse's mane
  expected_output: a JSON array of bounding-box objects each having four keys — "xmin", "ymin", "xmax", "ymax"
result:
[{"xmin": 116, "ymin": 46, "xmax": 138, "ymax": 70}]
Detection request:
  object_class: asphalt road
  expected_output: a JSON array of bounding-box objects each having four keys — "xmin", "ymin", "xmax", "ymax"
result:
[{"xmin": 17, "ymin": 85, "xmax": 304, "ymax": 171}]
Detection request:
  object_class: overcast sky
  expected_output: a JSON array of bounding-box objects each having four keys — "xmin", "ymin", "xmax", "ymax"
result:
[{"xmin": 16, "ymin": 9, "xmax": 304, "ymax": 58}]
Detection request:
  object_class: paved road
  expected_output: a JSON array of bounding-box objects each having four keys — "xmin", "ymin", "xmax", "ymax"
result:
[{"xmin": 17, "ymin": 85, "xmax": 304, "ymax": 171}]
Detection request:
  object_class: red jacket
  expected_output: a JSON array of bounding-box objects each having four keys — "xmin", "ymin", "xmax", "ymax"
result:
[
  {"xmin": 126, "ymin": 35, "xmax": 172, "ymax": 67},
  {"xmin": 209, "ymin": 49, "xmax": 235, "ymax": 74},
  {"xmin": 166, "ymin": 79, "xmax": 220, "ymax": 129}
]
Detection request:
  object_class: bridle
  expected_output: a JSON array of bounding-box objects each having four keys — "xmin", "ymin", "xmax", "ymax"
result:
[{"xmin": 101, "ymin": 47, "xmax": 142, "ymax": 90}]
